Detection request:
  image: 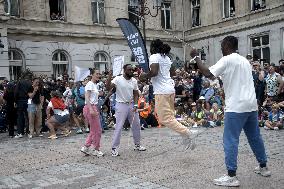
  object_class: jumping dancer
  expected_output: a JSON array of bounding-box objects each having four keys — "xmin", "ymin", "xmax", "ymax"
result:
[
  {"xmin": 189, "ymin": 36, "xmax": 271, "ymax": 187},
  {"xmin": 106, "ymin": 64, "xmax": 146, "ymax": 157},
  {"xmin": 139, "ymin": 39, "xmax": 195, "ymax": 150},
  {"xmin": 80, "ymin": 69, "xmax": 104, "ymax": 157}
]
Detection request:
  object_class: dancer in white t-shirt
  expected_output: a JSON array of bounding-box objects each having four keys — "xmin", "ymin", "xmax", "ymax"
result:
[
  {"xmin": 139, "ymin": 39, "xmax": 195, "ymax": 150},
  {"xmin": 106, "ymin": 64, "xmax": 146, "ymax": 157},
  {"xmin": 189, "ymin": 36, "xmax": 271, "ymax": 187},
  {"xmin": 80, "ymin": 69, "xmax": 104, "ymax": 157}
]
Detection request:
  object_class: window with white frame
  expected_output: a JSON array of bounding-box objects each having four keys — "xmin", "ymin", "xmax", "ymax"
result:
[
  {"xmin": 4, "ymin": 0, "xmax": 20, "ymax": 17},
  {"xmin": 251, "ymin": 34, "xmax": 270, "ymax": 63},
  {"xmin": 8, "ymin": 49, "xmax": 23, "ymax": 80},
  {"xmin": 49, "ymin": 0, "xmax": 65, "ymax": 21},
  {"xmin": 161, "ymin": 2, "xmax": 171, "ymax": 29},
  {"xmin": 94, "ymin": 52, "xmax": 109, "ymax": 73},
  {"xmin": 223, "ymin": 0, "xmax": 235, "ymax": 18},
  {"xmin": 91, "ymin": 0, "xmax": 105, "ymax": 24},
  {"xmin": 52, "ymin": 51, "xmax": 69, "ymax": 77},
  {"xmin": 192, "ymin": 0, "xmax": 200, "ymax": 27},
  {"xmin": 128, "ymin": 0, "xmax": 140, "ymax": 26},
  {"xmin": 251, "ymin": 0, "xmax": 266, "ymax": 11}
]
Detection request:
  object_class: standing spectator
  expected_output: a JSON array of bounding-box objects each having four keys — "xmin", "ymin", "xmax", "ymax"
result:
[
  {"xmin": 0, "ymin": 84, "xmax": 4, "ymax": 106},
  {"xmin": 27, "ymin": 78, "xmax": 44, "ymax": 138},
  {"xmin": 252, "ymin": 62, "xmax": 266, "ymax": 105},
  {"xmin": 192, "ymin": 70, "xmax": 203, "ymax": 102},
  {"xmin": 72, "ymin": 81, "xmax": 87, "ymax": 134},
  {"xmin": 0, "ymin": 84, "xmax": 6, "ymax": 132},
  {"xmin": 41, "ymin": 82, "xmax": 52, "ymax": 133},
  {"xmin": 265, "ymin": 65, "xmax": 283, "ymax": 101},
  {"xmin": 262, "ymin": 62, "xmax": 270, "ymax": 78},
  {"xmin": 3, "ymin": 82, "xmax": 16, "ymax": 137},
  {"xmin": 14, "ymin": 71, "xmax": 33, "ymax": 138}
]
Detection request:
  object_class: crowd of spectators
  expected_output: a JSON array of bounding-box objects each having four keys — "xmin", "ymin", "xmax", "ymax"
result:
[{"xmin": 0, "ymin": 57, "xmax": 283, "ymax": 139}]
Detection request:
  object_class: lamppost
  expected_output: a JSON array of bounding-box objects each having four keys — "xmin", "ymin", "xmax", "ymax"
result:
[{"xmin": 129, "ymin": 0, "xmax": 165, "ymax": 46}]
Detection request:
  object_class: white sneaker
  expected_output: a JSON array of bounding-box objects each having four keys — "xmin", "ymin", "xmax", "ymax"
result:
[
  {"xmin": 193, "ymin": 123, "xmax": 198, "ymax": 128},
  {"xmin": 182, "ymin": 136, "xmax": 196, "ymax": 150},
  {"xmin": 80, "ymin": 146, "xmax": 90, "ymax": 155},
  {"xmin": 273, "ymin": 127, "xmax": 279, "ymax": 130},
  {"xmin": 111, "ymin": 148, "xmax": 120, "ymax": 157},
  {"xmin": 76, "ymin": 128, "xmax": 83, "ymax": 134},
  {"xmin": 14, "ymin": 134, "xmax": 23, "ymax": 139},
  {"xmin": 85, "ymin": 128, "xmax": 90, "ymax": 133},
  {"xmin": 254, "ymin": 166, "xmax": 271, "ymax": 177},
  {"xmin": 213, "ymin": 175, "xmax": 240, "ymax": 187},
  {"xmin": 92, "ymin": 150, "xmax": 104, "ymax": 157},
  {"xmin": 28, "ymin": 134, "xmax": 33, "ymax": 139},
  {"xmin": 134, "ymin": 145, "xmax": 146, "ymax": 151},
  {"xmin": 264, "ymin": 126, "xmax": 269, "ymax": 130},
  {"xmin": 48, "ymin": 135, "xmax": 58, "ymax": 139}
]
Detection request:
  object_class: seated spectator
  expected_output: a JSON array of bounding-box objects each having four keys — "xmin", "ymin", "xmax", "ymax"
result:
[
  {"xmin": 262, "ymin": 96, "xmax": 274, "ymax": 112},
  {"xmin": 209, "ymin": 103, "xmax": 223, "ymax": 127},
  {"xmin": 209, "ymin": 89, "xmax": 224, "ymax": 108},
  {"xmin": 46, "ymin": 90, "xmax": 71, "ymax": 139},
  {"xmin": 190, "ymin": 101, "xmax": 207, "ymax": 127},
  {"xmin": 138, "ymin": 96, "xmax": 158, "ymax": 128},
  {"xmin": 264, "ymin": 104, "xmax": 283, "ymax": 130},
  {"xmin": 200, "ymin": 80, "xmax": 215, "ymax": 102}
]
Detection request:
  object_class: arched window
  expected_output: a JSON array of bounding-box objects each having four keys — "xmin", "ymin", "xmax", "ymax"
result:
[
  {"xmin": 4, "ymin": 0, "xmax": 20, "ymax": 17},
  {"xmin": 94, "ymin": 52, "xmax": 109, "ymax": 73},
  {"xmin": 52, "ymin": 50, "xmax": 69, "ymax": 78},
  {"xmin": 8, "ymin": 49, "xmax": 23, "ymax": 80}
]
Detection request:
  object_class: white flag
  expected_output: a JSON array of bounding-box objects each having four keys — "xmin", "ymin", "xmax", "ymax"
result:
[
  {"xmin": 74, "ymin": 66, "xmax": 90, "ymax": 82},
  {"xmin": 113, "ymin": 56, "xmax": 124, "ymax": 76}
]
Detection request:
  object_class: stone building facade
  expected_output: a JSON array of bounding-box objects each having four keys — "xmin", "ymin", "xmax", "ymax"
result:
[
  {"xmin": 0, "ymin": 0, "xmax": 185, "ymax": 80},
  {"xmin": 0, "ymin": 0, "xmax": 283, "ymax": 80},
  {"xmin": 184, "ymin": 0, "xmax": 284, "ymax": 66}
]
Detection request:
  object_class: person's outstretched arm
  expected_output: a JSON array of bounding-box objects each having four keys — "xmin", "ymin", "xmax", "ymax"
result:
[{"xmin": 190, "ymin": 48, "xmax": 215, "ymax": 79}]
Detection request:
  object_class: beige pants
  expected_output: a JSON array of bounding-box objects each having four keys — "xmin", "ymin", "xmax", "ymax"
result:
[
  {"xmin": 155, "ymin": 94, "xmax": 189, "ymax": 136},
  {"xmin": 28, "ymin": 104, "xmax": 42, "ymax": 135}
]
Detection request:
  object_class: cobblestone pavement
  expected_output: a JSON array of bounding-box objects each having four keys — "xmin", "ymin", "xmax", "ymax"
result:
[{"xmin": 0, "ymin": 127, "xmax": 283, "ymax": 189}]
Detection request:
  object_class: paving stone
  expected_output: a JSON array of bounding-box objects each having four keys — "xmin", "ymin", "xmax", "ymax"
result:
[{"xmin": 0, "ymin": 127, "xmax": 283, "ymax": 188}]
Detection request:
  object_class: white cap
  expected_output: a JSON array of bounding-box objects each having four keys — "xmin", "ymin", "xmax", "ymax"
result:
[{"xmin": 199, "ymin": 96, "xmax": 205, "ymax": 100}]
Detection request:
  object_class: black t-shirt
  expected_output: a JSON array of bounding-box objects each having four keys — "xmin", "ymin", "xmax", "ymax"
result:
[
  {"xmin": 28, "ymin": 86, "xmax": 43, "ymax": 105},
  {"xmin": 175, "ymin": 85, "xmax": 185, "ymax": 96},
  {"xmin": 14, "ymin": 80, "xmax": 32, "ymax": 101}
]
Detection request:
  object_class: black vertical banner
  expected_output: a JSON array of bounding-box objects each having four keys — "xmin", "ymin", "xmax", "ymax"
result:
[{"xmin": 116, "ymin": 18, "xmax": 149, "ymax": 72}]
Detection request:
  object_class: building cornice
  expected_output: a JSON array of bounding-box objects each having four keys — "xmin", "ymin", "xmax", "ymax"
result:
[
  {"xmin": 6, "ymin": 17, "xmax": 184, "ymax": 45},
  {"xmin": 185, "ymin": 4, "xmax": 284, "ymax": 42}
]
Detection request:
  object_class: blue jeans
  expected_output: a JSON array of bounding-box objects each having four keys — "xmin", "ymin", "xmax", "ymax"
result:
[{"xmin": 223, "ymin": 111, "xmax": 267, "ymax": 171}]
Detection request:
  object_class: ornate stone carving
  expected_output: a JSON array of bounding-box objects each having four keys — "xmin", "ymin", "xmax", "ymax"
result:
[{"xmin": 0, "ymin": 0, "xmax": 5, "ymax": 16}]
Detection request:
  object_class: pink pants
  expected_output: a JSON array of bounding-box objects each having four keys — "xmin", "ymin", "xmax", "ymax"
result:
[{"xmin": 83, "ymin": 105, "xmax": 102, "ymax": 150}]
